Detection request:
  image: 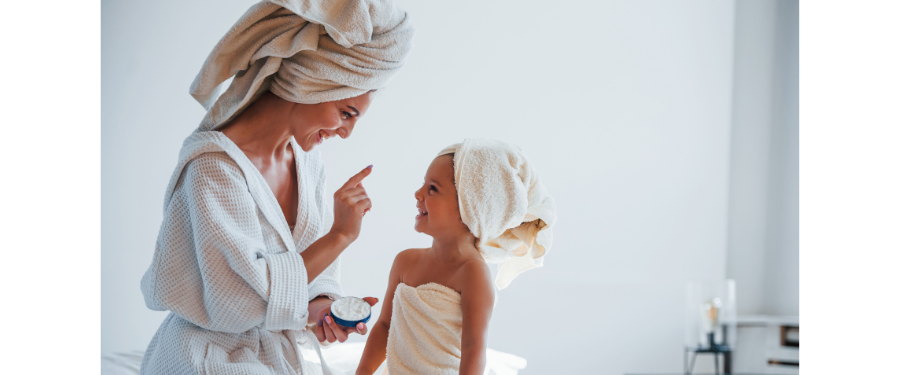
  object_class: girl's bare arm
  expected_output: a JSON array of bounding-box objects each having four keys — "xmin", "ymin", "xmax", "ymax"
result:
[
  {"xmin": 459, "ymin": 260, "xmax": 495, "ymax": 375},
  {"xmin": 355, "ymin": 250, "xmax": 414, "ymax": 375}
]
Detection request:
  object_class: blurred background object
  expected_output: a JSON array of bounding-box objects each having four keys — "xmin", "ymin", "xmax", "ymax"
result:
[
  {"xmin": 731, "ymin": 315, "xmax": 799, "ymax": 374},
  {"xmin": 101, "ymin": 0, "xmax": 798, "ymax": 373},
  {"xmin": 684, "ymin": 280, "xmax": 737, "ymax": 375}
]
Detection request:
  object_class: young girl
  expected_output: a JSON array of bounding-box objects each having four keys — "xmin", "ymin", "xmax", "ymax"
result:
[{"xmin": 355, "ymin": 139, "xmax": 556, "ymax": 375}]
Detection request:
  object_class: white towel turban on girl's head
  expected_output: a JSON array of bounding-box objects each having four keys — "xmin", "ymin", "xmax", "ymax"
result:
[
  {"xmin": 438, "ymin": 139, "xmax": 558, "ymax": 290},
  {"xmin": 190, "ymin": 0, "xmax": 415, "ymax": 131}
]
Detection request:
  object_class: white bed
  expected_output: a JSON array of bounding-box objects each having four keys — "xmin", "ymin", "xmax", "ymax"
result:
[{"xmin": 101, "ymin": 343, "xmax": 526, "ymax": 375}]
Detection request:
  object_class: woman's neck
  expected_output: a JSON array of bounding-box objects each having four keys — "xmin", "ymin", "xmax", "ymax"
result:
[{"xmin": 220, "ymin": 92, "xmax": 294, "ymax": 162}]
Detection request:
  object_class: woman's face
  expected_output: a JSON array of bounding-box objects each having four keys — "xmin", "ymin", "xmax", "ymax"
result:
[
  {"xmin": 290, "ymin": 92, "xmax": 374, "ymax": 151},
  {"xmin": 413, "ymin": 155, "xmax": 466, "ymax": 236}
]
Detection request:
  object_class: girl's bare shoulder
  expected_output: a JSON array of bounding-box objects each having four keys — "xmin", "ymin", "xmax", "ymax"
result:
[
  {"xmin": 395, "ymin": 247, "xmax": 427, "ymax": 261},
  {"xmin": 392, "ymin": 248, "xmax": 428, "ymax": 272}
]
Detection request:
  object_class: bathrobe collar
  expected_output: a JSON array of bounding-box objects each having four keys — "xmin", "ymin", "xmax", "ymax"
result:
[{"xmin": 164, "ymin": 130, "xmax": 319, "ymax": 254}]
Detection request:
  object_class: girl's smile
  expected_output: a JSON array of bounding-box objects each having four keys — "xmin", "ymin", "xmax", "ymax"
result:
[
  {"xmin": 413, "ymin": 155, "xmax": 468, "ymax": 238},
  {"xmin": 416, "ymin": 206, "xmax": 428, "ymax": 219}
]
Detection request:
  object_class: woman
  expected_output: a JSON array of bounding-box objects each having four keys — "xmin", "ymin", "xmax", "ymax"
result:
[{"xmin": 139, "ymin": 0, "xmax": 414, "ymax": 374}]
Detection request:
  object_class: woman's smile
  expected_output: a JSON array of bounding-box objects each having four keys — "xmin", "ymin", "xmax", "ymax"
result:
[
  {"xmin": 416, "ymin": 206, "xmax": 428, "ymax": 219},
  {"xmin": 317, "ymin": 129, "xmax": 330, "ymax": 144}
]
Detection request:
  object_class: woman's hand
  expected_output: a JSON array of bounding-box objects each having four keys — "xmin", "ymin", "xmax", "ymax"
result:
[
  {"xmin": 299, "ymin": 166, "xmax": 372, "ymax": 281},
  {"xmin": 330, "ymin": 166, "xmax": 373, "ymax": 243},
  {"xmin": 314, "ymin": 297, "xmax": 379, "ymax": 343}
]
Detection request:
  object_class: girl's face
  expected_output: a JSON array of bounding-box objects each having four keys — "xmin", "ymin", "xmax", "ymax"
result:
[
  {"xmin": 414, "ymin": 155, "xmax": 466, "ymax": 236},
  {"xmin": 289, "ymin": 92, "xmax": 373, "ymax": 151}
]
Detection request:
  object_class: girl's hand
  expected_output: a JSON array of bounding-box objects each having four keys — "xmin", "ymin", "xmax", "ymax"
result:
[
  {"xmin": 330, "ymin": 166, "xmax": 373, "ymax": 243},
  {"xmin": 315, "ymin": 297, "xmax": 379, "ymax": 343}
]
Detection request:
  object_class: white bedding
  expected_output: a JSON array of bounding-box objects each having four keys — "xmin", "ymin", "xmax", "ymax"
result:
[
  {"xmin": 101, "ymin": 344, "xmax": 527, "ymax": 375},
  {"xmin": 100, "ymin": 350, "xmax": 143, "ymax": 375}
]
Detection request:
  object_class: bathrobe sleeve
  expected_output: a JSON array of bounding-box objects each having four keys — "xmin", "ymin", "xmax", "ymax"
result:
[
  {"xmin": 307, "ymin": 199, "xmax": 343, "ymax": 301},
  {"xmin": 141, "ymin": 152, "xmax": 310, "ymax": 333}
]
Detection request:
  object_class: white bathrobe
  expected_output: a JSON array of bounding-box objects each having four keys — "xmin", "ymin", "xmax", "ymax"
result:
[{"xmin": 140, "ymin": 130, "xmax": 342, "ymax": 375}]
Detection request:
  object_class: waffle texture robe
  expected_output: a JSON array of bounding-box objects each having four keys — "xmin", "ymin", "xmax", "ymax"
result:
[{"xmin": 140, "ymin": 130, "xmax": 342, "ymax": 375}]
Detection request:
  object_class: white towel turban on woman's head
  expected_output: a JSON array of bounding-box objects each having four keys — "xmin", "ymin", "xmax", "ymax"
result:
[
  {"xmin": 438, "ymin": 139, "xmax": 558, "ymax": 289},
  {"xmin": 190, "ymin": 0, "xmax": 415, "ymax": 131}
]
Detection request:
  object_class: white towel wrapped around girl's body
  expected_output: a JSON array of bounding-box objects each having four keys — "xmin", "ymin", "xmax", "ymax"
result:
[{"xmin": 384, "ymin": 282, "xmax": 464, "ymax": 374}]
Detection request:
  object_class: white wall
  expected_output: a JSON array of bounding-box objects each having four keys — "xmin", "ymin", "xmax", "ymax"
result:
[
  {"xmin": 763, "ymin": 0, "xmax": 799, "ymax": 316},
  {"xmin": 726, "ymin": 0, "xmax": 777, "ymax": 316},
  {"xmin": 102, "ymin": 1, "xmax": 739, "ymax": 373},
  {"xmin": 726, "ymin": 0, "xmax": 799, "ymax": 316}
]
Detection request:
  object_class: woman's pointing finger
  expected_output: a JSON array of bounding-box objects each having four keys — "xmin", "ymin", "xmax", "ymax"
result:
[{"xmin": 339, "ymin": 165, "xmax": 373, "ymax": 190}]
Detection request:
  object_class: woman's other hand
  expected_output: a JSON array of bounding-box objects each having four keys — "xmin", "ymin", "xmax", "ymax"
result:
[
  {"xmin": 330, "ymin": 165, "xmax": 373, "ymax": 243},
  {"xmin": 315, "ymin": 297, "xmax": 379, "ymax": 343}
]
